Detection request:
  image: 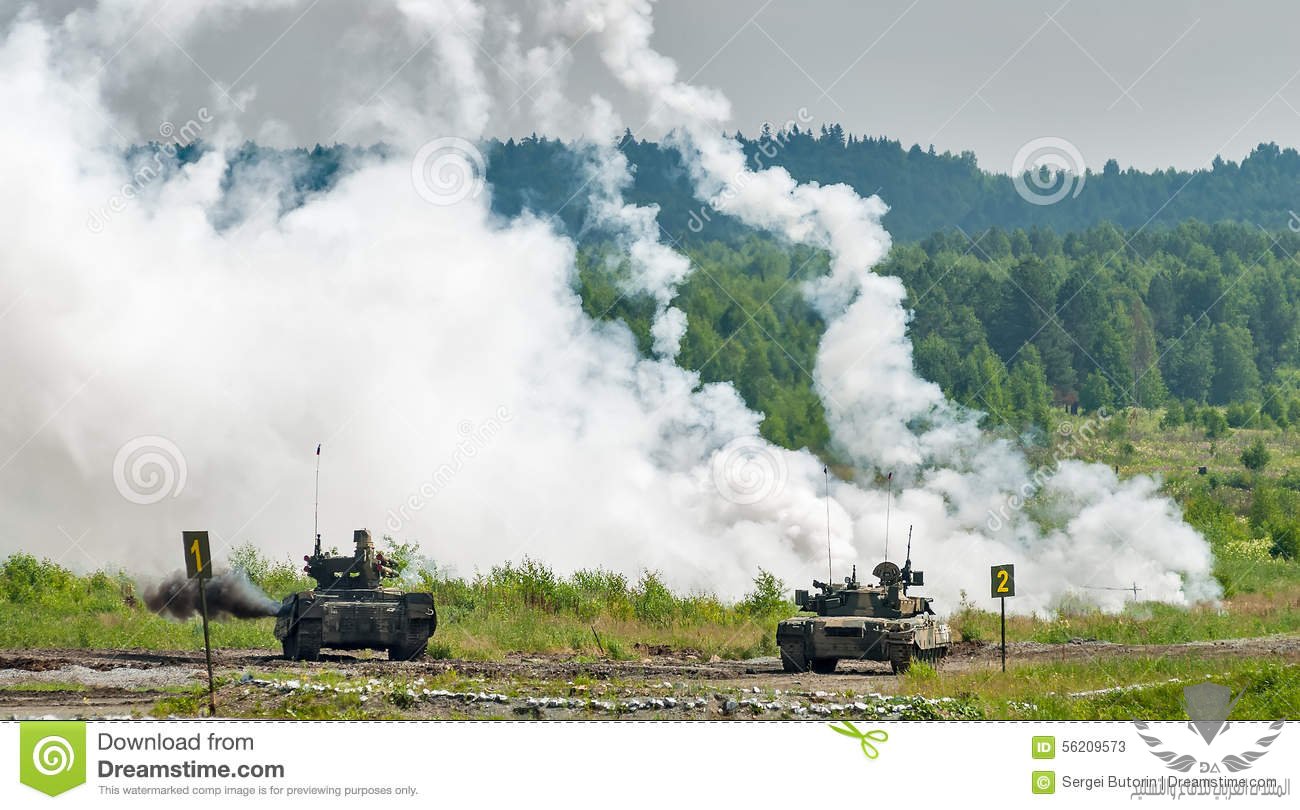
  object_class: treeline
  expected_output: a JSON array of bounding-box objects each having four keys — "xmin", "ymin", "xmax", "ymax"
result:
[
  {"xmin": 489, "ymin": 130, "xmax": 1300, "ymax": 241},
  {"xmin": 578, "ymin": 221, "xmax": 1300, "ymax": 452},
  {"xmin": 148, "ymin": 129, "xmax": 1300, "ymax": 242}
]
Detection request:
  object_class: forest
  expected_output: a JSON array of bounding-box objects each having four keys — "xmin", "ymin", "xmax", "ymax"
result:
[{"xmin": 143, "ymin": 129, "xmax": 1300, "ymax": 454}]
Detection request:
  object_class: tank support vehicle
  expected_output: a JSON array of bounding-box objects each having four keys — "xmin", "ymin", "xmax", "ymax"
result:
[
  {"xmin": 777, "ymin": 534, "xmax": 950, "ymax": 674},
  {"xmin": 274, "ymin": 529, "xmax": 437, "ymax": 661}
]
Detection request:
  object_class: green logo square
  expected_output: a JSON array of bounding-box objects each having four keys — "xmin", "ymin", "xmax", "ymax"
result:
[
  {"xmin": 19, "ymin": 721, "xmax": 87, "ymax": 797},
  {"xmin": 1032, "ymin": 735, "xmax": 1055, "ymax": 759},
  {"xmin": 1032, "ymin": 771, "xmax": 1055, "ymax": 795}
]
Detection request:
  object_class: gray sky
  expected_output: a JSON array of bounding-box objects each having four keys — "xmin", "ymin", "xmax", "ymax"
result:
[{"xmin": 16, "ymin": 0, "xmax": 1300, "ymax": 170}]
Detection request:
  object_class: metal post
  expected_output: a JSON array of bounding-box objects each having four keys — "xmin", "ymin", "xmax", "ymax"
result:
[
  {"xmin": 198, "ymin": 576, "xmax": 216, "ymax": 716},
  {"xmin": 1000, "ymin": 596, "xmax": 1006, "ymax": 673}
]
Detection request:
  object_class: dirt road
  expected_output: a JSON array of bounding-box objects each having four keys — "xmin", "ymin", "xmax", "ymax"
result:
[{"xmin": 3, "ymin": 634, "xmax": 1296, "ymax": 719}]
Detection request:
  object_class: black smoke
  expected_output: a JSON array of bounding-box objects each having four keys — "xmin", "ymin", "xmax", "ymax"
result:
[{"xmin": 144, "ymin": 570, "xmax": 282, "ymax": 620}]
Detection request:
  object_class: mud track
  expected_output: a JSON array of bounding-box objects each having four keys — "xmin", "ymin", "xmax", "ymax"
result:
[{"xmin": 2, "ymin": 634, "xmax": 1296, "ymax": 719}]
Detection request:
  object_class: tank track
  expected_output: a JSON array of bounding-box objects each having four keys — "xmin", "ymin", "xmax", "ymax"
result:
[
  {"xmin": 282, "ymin": 617, "xmax": 322, "ymax": 662},
  {"xmin": 889, "ymin": 642, "xmax": 946, "ymax": 674},
  {"xmin": 779, "ymin": 641, "xmax": 807, "ymax": 673},
  {"xmin": 388, "ymin": 615, "xmax": 435, "ymax": 661}
]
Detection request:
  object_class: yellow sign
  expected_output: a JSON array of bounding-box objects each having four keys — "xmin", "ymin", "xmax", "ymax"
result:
[
  {"xmin": 990, "ymin": 563, "xmax": 1015, "ymax": 598},
  {"xmin": 183, "ymin": 530, "xmax": 212, "ymax": 580}
]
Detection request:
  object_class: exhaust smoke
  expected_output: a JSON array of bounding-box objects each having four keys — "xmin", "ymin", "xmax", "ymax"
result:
[{"xmin": 143, "ymin": 571, "xmax": 281, "ymax": 621}]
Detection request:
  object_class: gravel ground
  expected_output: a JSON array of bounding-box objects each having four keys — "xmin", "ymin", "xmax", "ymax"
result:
[{"xmin": 1, "ymin": 633, "xmax": 1295, "ymax": 719}]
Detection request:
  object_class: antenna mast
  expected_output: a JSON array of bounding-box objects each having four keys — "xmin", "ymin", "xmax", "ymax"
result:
[
  {"xmin": 883, "ymin": 471, "xmax": 893, "ymax": 561},
  {"xmin": 313, "ymin": 443, "xmax": 322, "ymax": 556},
  {"xmin": 823, "ymin": 466, "xmax": 833, "ymax": 584}
]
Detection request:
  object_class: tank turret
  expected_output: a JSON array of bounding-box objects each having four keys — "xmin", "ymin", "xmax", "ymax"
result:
[{"xmin": 302, "ymin": 529, "xmax": 398, "ymax": 590}]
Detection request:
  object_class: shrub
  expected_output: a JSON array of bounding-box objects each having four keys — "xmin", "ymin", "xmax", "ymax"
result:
[
  {"xmin": 740, "ymin": 568, "xmax": 789, "ymax": 617},
  {"xmin": 379, "ymin": 537, "xmax": 421, "ymax": 579},
  {"xmin": 631, "ymin": 571, "xmax": 676, "ymax": 626},
  {"xmin": 1241, "ymin": 438, "xmax": 1271, "ymax": 472},
  {"xmin": 1160, "ymin": 404, "xmax": 1185, "ymax": 428},
  {"xmin": 228, "ymin": 541, "xmax": 310, "ymax": 598},
  {"xmin": 1225, "ymin": 402, "xmax": 1255, "ymax": 428},
  {"xmin": 1184, "ymin": 492, "xmax": 1252, "ymax": 557},
  {"xmin": 949, "ymin": 589, "xmax": 986, "ymax": 643},
  {"xmin": 1249, "ymin": 486, "xmax": 1300, "ymax": 559},
  {"xmin": 903, "ymin": 660, "xmax": 938, "ymax": 684},
  {"xmin": 1202, "ymin": 408, "xmax": 1229, "ymax": 438}
]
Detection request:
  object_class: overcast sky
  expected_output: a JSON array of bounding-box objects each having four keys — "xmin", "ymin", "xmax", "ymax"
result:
[{"xmin": 14, "ymin": 0, "xmax": 1300, "ymax": 171}]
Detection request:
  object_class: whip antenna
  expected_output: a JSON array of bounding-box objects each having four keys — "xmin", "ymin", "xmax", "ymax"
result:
[
  {"xmin": 884, "ymin": 471, "xmax": 893, "ymax": 561},
  {"xmin": 313, "ymin": 443, "xmax": 322, "ymax": 556},
  {"xmin": 823, "ymin": 466, "xmax": 833, "ymax": 583}
]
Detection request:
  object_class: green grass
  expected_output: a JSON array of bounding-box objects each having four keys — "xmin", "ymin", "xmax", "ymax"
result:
[
  {"xmin": 948, "ymin": 592, "xmax": 1300, "ymax": 645},
  {"xmin": 0, "ymin": 552, "xmax": 791, "ymax": 660},
  {"xmin": 0, "ymin": 681, "xmax": 88, "ymax": 692},
  {"xmin": 901, "ymin": 657, "xmax": 1299, "ymax": 721}
]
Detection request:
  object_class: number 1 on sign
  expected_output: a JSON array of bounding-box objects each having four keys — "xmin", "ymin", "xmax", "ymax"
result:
[{"xmin": 182, "ymin": 530, "xmax": 211, "ymax": 581}]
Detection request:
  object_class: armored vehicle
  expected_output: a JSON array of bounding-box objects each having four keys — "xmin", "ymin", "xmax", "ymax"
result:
[
  {"xmin": 274, "ymin": 529, "xmax": 436, "ymax": 661},
  {"xmin": 776, "ymin": 543, "xmax": 950, "ymax": 674}
]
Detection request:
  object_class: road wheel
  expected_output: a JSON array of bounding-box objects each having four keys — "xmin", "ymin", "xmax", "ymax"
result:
[{"xmin": 810, "ymin": 657, "xmax": 838, "ymax": 674}]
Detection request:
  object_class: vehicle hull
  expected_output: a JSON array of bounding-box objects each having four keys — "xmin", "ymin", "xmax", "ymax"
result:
[
  {"xmin": 274, "ymin": 589, "xmax": 436, "ymax": 661},
  {"xmin": 776, "ymin": 615, "xmax": 951, "ymax": 674}
]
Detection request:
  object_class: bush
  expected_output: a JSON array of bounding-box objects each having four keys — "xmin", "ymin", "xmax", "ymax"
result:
[
  {"xmin": 1226, "ymin": 402, "xmax": 1256, "ymax": 428},
  {"xmin": 950, "ymin": 590, "xmax": 986, "ymax": 643},
  {"xmin": 1184, "ymin": 491, "xmax": 1253, "ymax": 557},
  {"xmin": 740, "ymin": 568, "xmax": 790, "ymax": 617},
  {"xmin": 1250, "ymin": 486, "xmax": 1300, "ymax": 559},
  {"xmin": 1159, "ymin": 404, "xmax": 1185, "ymax": 428},
  {"xmin": 1202, "ymin": 408, "xmax": 1229, "ymax": 438},
  {"xmin": 631, "ymin": 571, "xmax": 676, "ymax": 626},
  {"xmin": 379, "ymin": 537, "xmax": 420, "ymax": 579},
  {"xmin": 1241, "ymin": 438, "xmax": 1271, "ymax": 472},
  {"xmin": 228, "ymin": 541, "xmax": 311, "ymax": 598}
]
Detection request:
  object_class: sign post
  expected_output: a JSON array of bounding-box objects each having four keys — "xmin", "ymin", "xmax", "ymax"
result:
[
  {"xmin": 989, "ymin": 563, "xmax": 1016, "ymax": 673},
  {"xmin": 183, "ymin": 530, "xmax": 216, "ymax": 716}
]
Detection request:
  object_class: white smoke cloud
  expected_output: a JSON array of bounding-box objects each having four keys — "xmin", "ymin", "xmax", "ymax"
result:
[
  {"xmin": 0, "ymin": 0, "xmax": 1218, "ymax": 616},
  {"xmin": 548, "ymin": 0, "xmax": 1220, "ymax": 611}
]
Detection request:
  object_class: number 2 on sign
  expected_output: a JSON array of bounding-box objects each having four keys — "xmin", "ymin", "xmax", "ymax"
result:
[{"xmin": 996, "ymin": 569, "xmax": 1009, "ymax": 593}]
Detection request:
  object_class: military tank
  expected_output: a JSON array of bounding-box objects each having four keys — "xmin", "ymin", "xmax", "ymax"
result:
[
  {"xmin": 776, "ymin": 537, "xmax": 950, "ymax": 674},
  {"xmin": 274, "ymin": 528, "xmax": 437, "ymax": 661}
]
